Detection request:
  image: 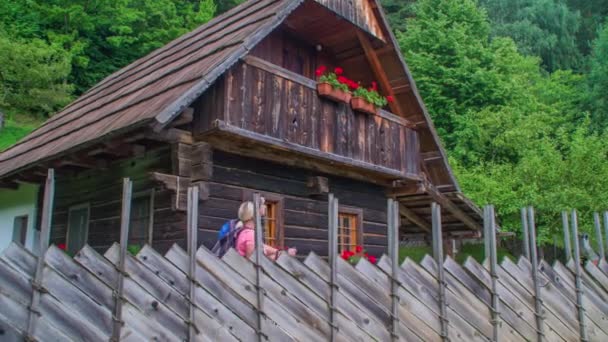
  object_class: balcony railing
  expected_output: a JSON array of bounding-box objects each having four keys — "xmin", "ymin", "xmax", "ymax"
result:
[{"xmin": 196, "ymin": 56, "xmax": 420, "ymax": 180}]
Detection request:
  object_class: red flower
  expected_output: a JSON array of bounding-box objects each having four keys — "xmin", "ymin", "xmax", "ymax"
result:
[
  {"xmin": 348, "ymin": 80, "xmax": 359, "ymax": 90},
  {"xmin": 337, "ymin": 76, "xmax": 348, "ymax": 84},
  {"xmin": 315, "ymin": 65, "xmax": 327, "ymax": 76},
  {"xmin": 368, "ymin": 255, "xmax": 377, "ymax": 264},
  {"xmin": 386, "ymin": 95, "xmax": 394, "ymax": 103},
  {"xmin": 334, "ymin": 67, "xmax": 344, "ymax": 75},
  {"xmin": 57, "ymin": 243, "xmax": 66, "ymax": 251},
  {"xmin": 356, "ymin": 246, "xmax": 363, "ymax": 253},
  {"xmin": 364, "ymin": 253, "xmax": 369, "ymax": 258},
  {"xmin": 371, "ymin": 81, "xmax": 378, "ymax": 90}
]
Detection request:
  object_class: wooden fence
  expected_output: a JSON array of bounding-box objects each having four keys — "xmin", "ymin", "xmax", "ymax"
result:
[{"xmin": 2, "ymin": 171, "xmax": 608, "ymax": 341}]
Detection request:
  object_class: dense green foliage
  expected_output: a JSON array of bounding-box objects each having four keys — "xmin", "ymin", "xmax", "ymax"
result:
[
  {"xmin": 388, "ymin": 0, "xmax": 608, "ymax": 243},
  {"xmin": 0, "ymin": 0, "xmax": 215, "ymax": 149}
]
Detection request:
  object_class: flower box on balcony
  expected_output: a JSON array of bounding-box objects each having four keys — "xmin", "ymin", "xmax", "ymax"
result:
[
  {"xmin": 317, "ymin": 82, "xmax": 351, "ymax": 103},
  {"xmin": 350, "ymin": 96, "xmax": 378, "ymax": 115}
]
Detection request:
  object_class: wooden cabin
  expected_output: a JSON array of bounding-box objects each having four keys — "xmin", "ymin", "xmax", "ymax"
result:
[{"xmin": 0, "ymin": 0, "xmax": 482, "ymax": 257}]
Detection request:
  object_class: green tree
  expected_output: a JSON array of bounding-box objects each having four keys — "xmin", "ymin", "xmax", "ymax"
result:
[
  {"xmin": 567, "ymin": 0, "xmax": 608, "ymax": 56},
  {"xmin": 0, "ymin": 0, "xmax": 216, "ymax": 95},
  {"xmin": 400, "ymin": 0, "xmax": 598, "ymax": 243},
  {"xmin": 380, "ymin": 0, "xmax": 416, "ymax": 32},
  {"xmin": 588, "ymin": 24, "xmax": 608, "ymax": 130},
  {"xmin": 480, "ymin": 0, "xmax": 582, "ymax": 72},
  {"xmin": 0, "ymin": 31, "xmax": 73, "ymax": 118}
]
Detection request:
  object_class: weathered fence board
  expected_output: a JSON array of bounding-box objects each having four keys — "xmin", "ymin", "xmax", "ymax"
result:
[
  {"xmin": 501, "ymin": 257, "xmax": 578, "ymax": 341},
  {"xmin": 459, "ymin": 257, "xmax": 535, "ymax": 340},
  {"xmin": 138, "ymin": 244, "xmax": 259, "ymax": 342},
  {"xmin": 2, "ymin": 235, "xmax": 608, "ymax": 341},
  {"xmin": 276, "ymin": 251, "xmax": 392, "ymax": 341}
]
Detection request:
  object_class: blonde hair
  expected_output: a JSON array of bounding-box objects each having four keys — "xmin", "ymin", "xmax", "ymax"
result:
[{"xmin": 238, "ymin": 201, "xmax": 254, "ymax": 222}]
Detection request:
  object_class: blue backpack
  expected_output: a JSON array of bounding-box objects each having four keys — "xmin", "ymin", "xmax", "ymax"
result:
[{"xmin": 211, "ymin": 219, "xmax": 243, "ymax": 258}]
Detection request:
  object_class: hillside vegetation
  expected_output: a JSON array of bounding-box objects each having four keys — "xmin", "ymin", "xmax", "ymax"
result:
[{"xmin": 1, "ymin": 0, "xmax": 608, "ymax": 243}]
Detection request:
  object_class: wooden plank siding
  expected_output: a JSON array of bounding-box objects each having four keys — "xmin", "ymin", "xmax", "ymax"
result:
[
  {"xmin": 194, "ymin": 58, "xmax": 421, "ymax": 178},
  {"xmin": 44, "ymin": 145, "xmax": 389, "ymax": 257},
  {"xmin": 200, "ymin": 150, "xmax": 389, "ymax": 257}
]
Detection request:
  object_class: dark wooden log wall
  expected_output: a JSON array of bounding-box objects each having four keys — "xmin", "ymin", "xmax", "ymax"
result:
[
  {"xmin": 199, "ymin": 151, "xmax": 389, "ymax": 257},
  {"xmin": 49, "ymin": 147, "xmax": 186, "ymax": 253},
  {"xmin": 46, "ymin": 147, "xmax": 389, "ymax": 257}
]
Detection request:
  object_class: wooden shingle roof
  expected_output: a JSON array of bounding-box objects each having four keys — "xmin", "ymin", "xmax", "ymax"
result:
[{"xmin": 0, "ymin": 0, "xmax": 304, "ymax": 178}]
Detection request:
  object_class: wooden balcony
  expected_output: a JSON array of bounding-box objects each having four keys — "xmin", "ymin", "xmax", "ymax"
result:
[{"xmin": 195, "ymin": 56, "xmax": 421, "ymax": 184}]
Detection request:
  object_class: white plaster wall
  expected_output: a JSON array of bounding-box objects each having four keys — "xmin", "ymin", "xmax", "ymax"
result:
[{"xmin": 0, "ymin": 183, "xmax": 39, "ymax": 254}]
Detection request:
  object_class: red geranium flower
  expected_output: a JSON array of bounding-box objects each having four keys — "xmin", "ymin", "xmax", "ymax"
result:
[
  {"xmin": 386, "ymin": 95, "xmax": 394, "ymax": 103},
  {"xmin": 371, "ymin": 81, "xmax": 378, "ymax": 90},
  {"xmin": 57, "ymin": 243, "xmax": 66, "ymax": 251},
  {"xmin": 315, "ymin": 65, "xmax": 327, "ymax": 76},
  {"xmin": 356, "ymin": 246, "xmax": 363, "ymax": 253},
  {"xmin": 368, "ymin": 255, "xmax": 377, "ymax": 264},
  {"xmin": 337, "ymin": 75, "xmax": 348, "ymax": 84},
  {"xmin": 334, "ymin": 67, "xmax": 344, "ymax": 75},
  {"xmin": 348, "ymin": 80, "xmax": 359, "ymax": 90}
]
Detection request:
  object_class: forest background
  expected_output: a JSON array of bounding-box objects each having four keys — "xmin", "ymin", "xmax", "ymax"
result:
[{"xmin": 1, "ymin": 0, "xmax": 608, "ymax": 244}]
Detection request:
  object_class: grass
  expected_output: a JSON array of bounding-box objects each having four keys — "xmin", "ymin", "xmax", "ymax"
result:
[
  {"xmin": 0, "ymin": 119, "xmax": 36, "ymax": 151},
  {"xmin": 399, "ymin": 243, "xmax": 515, "ymax": 265}
]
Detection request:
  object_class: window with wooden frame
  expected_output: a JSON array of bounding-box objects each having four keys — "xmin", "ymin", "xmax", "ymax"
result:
[
  {"xmin": 129, "ymin": 190, "xmax": 155, "ymax": 246},
  {"xmin": 12, "ymin": 215, "xmax": 28, "ymax": 245},
  {"xmin": 242, "ymin": 190, "xmax": 284, "ymax": 248},
  {"xmin": 67, "ymin": 203, "xmax": 90, "ymax": 255},
  {"xmin": 338, "ymin": 207, "xmax": 363, "ymax": 253}
]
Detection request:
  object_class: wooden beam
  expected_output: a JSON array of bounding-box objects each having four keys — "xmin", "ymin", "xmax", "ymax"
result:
[
  {"xmin": 421, "ymin": 151, "xmax": 442, "ymax": 162},
  {"xmin": 146, "ymin": 128, "xmax": 193, "ymax": 144},
  {"xmin": 356, "ymin": 31, "xmax": 404, "ymax": 117},
  {"xmin": 307, "ymin": 176, "xmax": 329, "ymax": 196},
  {"xmin": 426, "ymin": 183, "xmax": 481, "ymax": 231},
  {"xmin": 388, "ymin": 181, "xmax": 426, "ymax": 197},
  {"xmin": 171, "ymin": 107, "xmax": 194, "ymax": 127},
  {"xmin": 399, "ymin": 203, "xmax": 432, "ymax": 233},
  {"xmin": 199, "ymin": 120, "xmax": 420, "ymax": 185}
]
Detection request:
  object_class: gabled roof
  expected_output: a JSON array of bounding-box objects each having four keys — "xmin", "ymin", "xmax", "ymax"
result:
[{"xmin": 0, "ymin": 0, "xmax": 457, "ymax": 197}]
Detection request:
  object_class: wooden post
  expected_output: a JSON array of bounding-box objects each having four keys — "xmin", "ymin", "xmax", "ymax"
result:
[
  {"xmin": 521, "ymin": 208, "xmax": 530, "ymax": 260},
  {"xmin": 484, "ymin": 205, "xmax": 490, "ymax": 262},
  {"xmin": 387, "ymin": 199, "xmax": 400, "ymax": 341},
  {"xmin": 487, "ymin": 205, "xmax": 501, "ymax": 341},
  {"xmin": 593, "ymin": 212, "xmax": 605, "ymax": 260},
  {"xmin": 187, "ymin": 186, "xmax": 200, "ymax": 340},
  {"xmin": 253, "ymin": 192, "xmax": 265, "ymax": 342},
  {"xmin": 111, "ymin": 178, "xmax": 132, "ymax": 341},
  {"xmin": 527, "ymin": 206, "xmax": 544, "ymax": 341},
  {"xmin": 432, "ymin": 202, "xmax": 449, "ymax": 341},
  {"xmin": 26, "ymin": 169, "xmax": 55, "ymax": 341},
  {"xmin": 571, "ymin": 210, "xmax": 589, "ymax": 342},
  {"xmin": 562, "ymin": 211, "xmax": 572, "ymax": 261},
  {"xmin": 604, "ymin": 212, "xmax": 608, "ymax": 258},
  {"xmin": 328, "ymin": 193, "xmax": 339, "ymax": 342}
]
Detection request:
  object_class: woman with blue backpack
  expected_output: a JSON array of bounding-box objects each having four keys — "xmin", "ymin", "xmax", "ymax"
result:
[{"xmin": 212, "ymin": 198, "xmax": 297, "ymax": 260}]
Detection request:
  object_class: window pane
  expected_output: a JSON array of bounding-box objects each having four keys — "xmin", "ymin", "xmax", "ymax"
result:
[
  {"xmin": 68, "ymin": 207, "xmax": 89, "ymax": 254},
  {"xmin": 12, "ymin": 215, "xmax": 28, "ymax": 245},
  {"xmin": 129, "ymin": 195, "xmax": 151, "ymax": 245},
  {"xmin": 264, "ymin": 202, "xmax": 277, "ymax": 247},
  {"xmin": 338, "ymin": 213, "xmax": 358, "ymax": 253}
]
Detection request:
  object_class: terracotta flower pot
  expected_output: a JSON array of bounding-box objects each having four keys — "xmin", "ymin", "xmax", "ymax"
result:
[
  {"xmin": 350, "ymin": 96, "xmax": 377, "ymax": 115},
  {"xmin": 317, "ymin": 82, "xmax": 351, "ymax": 103}
]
